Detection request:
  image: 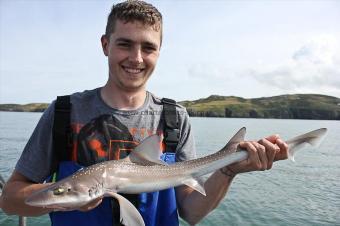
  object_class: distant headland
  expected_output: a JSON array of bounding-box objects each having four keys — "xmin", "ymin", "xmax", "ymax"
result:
[
  {"xmin": 0, "ymin": 103, "xmax": 48, "ymax": 113},
  {"xmin": 1, "ymin": 94, "xmax": 340, "ymax": 120},
  {"xmin": 180, "ymin": 94, "xmax": 340, "ymax": 120}
]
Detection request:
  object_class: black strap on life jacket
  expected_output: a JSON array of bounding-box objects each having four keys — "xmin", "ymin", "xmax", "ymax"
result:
[
  {"xmin": 161, "ymin": 98, "xmax": 179, "ymax": 153},
  {"xmin": 52, "ymin": 95, "xmax": 72, "ymax": 172}
]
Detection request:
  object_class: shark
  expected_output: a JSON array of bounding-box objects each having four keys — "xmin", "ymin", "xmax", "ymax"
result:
[{"xmin": 25, "ymin": 127, "xmax": 327, "ymax": 226}]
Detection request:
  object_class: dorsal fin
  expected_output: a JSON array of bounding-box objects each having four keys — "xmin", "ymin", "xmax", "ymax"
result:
[
  {"xmin": 123, "ymin": 135, "xmax": 167, "ymax": 165},
  {"xmin": 218, "ymin": 127, "xmax": 246, "ymax": 154}
]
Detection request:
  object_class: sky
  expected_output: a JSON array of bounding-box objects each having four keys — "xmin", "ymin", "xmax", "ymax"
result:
[{"xmin": 1, "ymin": 0, "xmax": 339, "ymax": 104}]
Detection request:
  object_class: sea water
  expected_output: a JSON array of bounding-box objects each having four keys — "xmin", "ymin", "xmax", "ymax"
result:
[{"xmin": 0, "ymin": 112, "xmax": 339, "ymax": 226}]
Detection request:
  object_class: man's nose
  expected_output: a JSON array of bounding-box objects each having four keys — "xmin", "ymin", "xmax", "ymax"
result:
[{"xmin": 129, "ymin": 47, "xmax": 143, "ymax": 63}]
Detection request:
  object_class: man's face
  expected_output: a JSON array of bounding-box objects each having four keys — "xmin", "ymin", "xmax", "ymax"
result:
[{"xmin": 101, "ymin": 20, "xmax": 161, "ymax": 92}]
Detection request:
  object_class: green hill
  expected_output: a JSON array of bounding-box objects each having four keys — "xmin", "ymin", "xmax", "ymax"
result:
[
  {"xmin": 179, "ymin": 94, "xmax": 340, "ymax": 120},
  {"xmin": 1, "ymin": 94, "xmax": 339, "ymax": 120},
  {"xmin": 0, "ymin": 103, "xmax": 49, "ymax": 112}
]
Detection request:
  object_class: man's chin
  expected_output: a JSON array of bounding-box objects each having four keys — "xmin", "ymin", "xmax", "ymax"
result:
[
  {"xmin": 118, "ymin": 83, "xmax": 145, "ymax": 92},
  {"xmin": 119, "ymin": 79, "xmax": 149, "ymax": 91}
]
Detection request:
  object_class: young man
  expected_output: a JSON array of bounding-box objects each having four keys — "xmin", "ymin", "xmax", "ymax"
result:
[{"xmin": 0, "ymin": 1, "xmax": 288, "ymax": 226}]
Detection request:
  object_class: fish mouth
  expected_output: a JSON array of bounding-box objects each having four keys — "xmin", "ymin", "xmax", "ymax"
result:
[
  {"xmin": 25, "ymin": 201, "xmax": 68, "ymax": 210},
  {"xmin": 25, "ymin": 190, "xmax": 64, "ymax": 208},
  {"xmin": 25, "ymin": 192, "xmax": 50, "ymax": 207},
  {"xmin": 25, "ymin": 194, "xmax": 84, "ymax": 210},
  {"xmin": 25, "ymin": 188, "xmax": 89, "ymax": 210}
]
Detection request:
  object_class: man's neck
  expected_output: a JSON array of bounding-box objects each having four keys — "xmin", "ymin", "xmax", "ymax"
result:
[{"xmin": 100, "ymin": 85, "xmax": 147, "ymax": 110}]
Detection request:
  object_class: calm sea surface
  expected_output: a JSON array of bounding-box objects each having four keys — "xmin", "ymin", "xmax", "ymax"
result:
[{"xmin": 0, "ymin": 112, "xmax": 339, "ymax": 226}]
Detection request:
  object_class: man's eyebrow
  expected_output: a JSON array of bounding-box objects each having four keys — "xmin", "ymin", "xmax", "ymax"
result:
[
  {"xmin": 115, "ymin": 38, "xmax": 158, "ymax": 48},
  {"xmin": 115, "ymin": 38, "xmax": 133, "ymax": 43}
]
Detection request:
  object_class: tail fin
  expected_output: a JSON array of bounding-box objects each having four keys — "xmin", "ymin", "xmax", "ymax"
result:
[{"xmin": 286, "ymin": 128, "xmax": 327, "ymax": 162}]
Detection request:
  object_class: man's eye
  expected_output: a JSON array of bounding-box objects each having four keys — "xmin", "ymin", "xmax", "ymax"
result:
[
  {"xmin": 117, "ymin": 43, "xmax": 130, "ymax": 48},
  {"xmin": 143, "ymin": 46, "xmax": 156, "ymax": 53}
]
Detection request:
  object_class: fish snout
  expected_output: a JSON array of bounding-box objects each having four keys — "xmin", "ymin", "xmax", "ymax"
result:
[{"xmin": 25, "ymin": 190, "xmax": 51, "ymax": 207}]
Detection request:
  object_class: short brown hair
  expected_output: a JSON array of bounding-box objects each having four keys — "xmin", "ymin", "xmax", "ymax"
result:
[{"xmin": 105, "ymin": 0, "xmax": 163, "ymax": 39}]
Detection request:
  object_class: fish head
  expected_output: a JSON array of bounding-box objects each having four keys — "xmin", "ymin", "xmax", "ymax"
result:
[{"xmin": 25, "ymin": 177, "xmax": 102, "ymax": 210}]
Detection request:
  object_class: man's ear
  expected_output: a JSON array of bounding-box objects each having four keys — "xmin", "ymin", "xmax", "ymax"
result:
[{"xmin": 101, "ymin": 35, "xmax": 109, "ymax": 56}]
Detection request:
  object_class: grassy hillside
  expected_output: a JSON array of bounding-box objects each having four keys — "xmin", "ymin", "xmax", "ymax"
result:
[
  {"xmin": 180, "ymin": 94, "xmax": 340, "ymax": 120},
  {"xmin": 1, "ymin": 94, "xmax": 339, "ymax": 120},
  {"xmin": 0, "ymin": 103, "xmax": 49, "ymax": 112}
]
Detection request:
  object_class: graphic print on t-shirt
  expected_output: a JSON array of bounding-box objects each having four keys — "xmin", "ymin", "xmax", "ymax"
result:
[{"xmin": 73, "ymin": 114, "xmax": 163, "ymax": 166}]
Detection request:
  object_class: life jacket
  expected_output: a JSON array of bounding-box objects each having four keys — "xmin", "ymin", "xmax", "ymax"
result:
[{"xmin": 49, "ymin": 95, "xmax": 180, "ymax": 226}]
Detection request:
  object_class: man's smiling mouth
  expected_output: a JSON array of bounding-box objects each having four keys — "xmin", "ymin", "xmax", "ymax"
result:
[{"xmin": 122, "ymin": 66, "xmax": 145, "ymax": 74}]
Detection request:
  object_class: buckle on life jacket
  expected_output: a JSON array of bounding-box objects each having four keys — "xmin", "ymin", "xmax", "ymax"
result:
[{"xmin": 164, "ymin": 128, "xmax": 179, "ymax": 145}]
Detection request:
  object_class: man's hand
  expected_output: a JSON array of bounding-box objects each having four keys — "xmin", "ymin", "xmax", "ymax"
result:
[
  {"xmin": 225, "ymin": 134, "xmax": 289, "ymax": 175},
  {"xmin": 77, "ymin": 196, "xmax": 103, "ymax": 212}
]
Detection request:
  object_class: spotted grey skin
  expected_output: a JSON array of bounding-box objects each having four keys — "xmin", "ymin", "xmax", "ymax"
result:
[{"xmin": 25, "ymin": 127, "xmax": 327, "ymax": 226}]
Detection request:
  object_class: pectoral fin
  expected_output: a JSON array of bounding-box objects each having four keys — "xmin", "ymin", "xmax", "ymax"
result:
[
  {"xmin": 105, "ymin": 192, "xmax": 145, "ymax": 226},
  {"xmin": 183, "ymin": 177, "xmax": 206, "ymax": 196}
]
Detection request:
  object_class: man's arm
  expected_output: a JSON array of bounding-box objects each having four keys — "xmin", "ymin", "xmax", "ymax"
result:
[
  {"xmin": 0, "ymin": 170, "xmax": 51, "ymax": 216},
  {"xmin": 0, "ymin": 171, "xmax": 103, "ymax": 216},
  {"xmin": 176, "ymin": 135, "xmax": 289, "ymax": 225},
  {"xmin": 176, "ymin": 169, "xmax": 234, "ymax": 225}
]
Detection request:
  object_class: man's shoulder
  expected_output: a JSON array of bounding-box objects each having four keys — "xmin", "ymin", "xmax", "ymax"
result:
[
  {"xmin": 52, "ymin": 88, "xmax": 103, "ymax": 118},
  {"xmin": 148, "ymin": 92, "xmax": 187, "ymax": 113},
  {"xmin": 69, "ymin": 88, "xmax": 100, "ymax": 103}
]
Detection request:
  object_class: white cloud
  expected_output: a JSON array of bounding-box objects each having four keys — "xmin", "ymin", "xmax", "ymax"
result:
[
  {"xmin": 246, "ymin": 35, "xmax": 340, "ymax": 96},
  {"xmin": 293, "ymin": 35, "xmax": 338, "ymax": 65}
]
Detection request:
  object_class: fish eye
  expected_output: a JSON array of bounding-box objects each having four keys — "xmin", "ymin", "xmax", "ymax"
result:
[{"xmin": 53, "ymin": 187, "xmax": 65, "ymax": 195}]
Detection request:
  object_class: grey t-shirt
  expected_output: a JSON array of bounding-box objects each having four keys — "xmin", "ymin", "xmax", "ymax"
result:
[{"xmin": 15, "ymin": 88, "xmax": 196, "ymax": 183}]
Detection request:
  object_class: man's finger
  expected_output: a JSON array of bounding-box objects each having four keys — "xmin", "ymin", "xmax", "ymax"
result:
[
  {"xmin": 264, "ymin": 134, "xmax": 279, "ymax": 143},
  {"xmin": 78, "ymin": 197, "xmax": 103, "ymax": 212},
  {"xmin": 251, "ymin": 142, "xmax": 267, "ymax": 170},
  {"xmin": 239, "ymin": 141, "xmax": 261, "ymax": 170},
  {"xmin": 258, "ymin": 138, "xmax": 279, "ymax": 169},
  {"xmin": 274, "ymin": 138, "xmax": 289, "ymax": 161}
]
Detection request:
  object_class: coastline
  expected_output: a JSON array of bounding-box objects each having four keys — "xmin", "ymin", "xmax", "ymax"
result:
[{"xmin": 1, "ymin": 93, "xmax": 340, "ymax": 120}]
